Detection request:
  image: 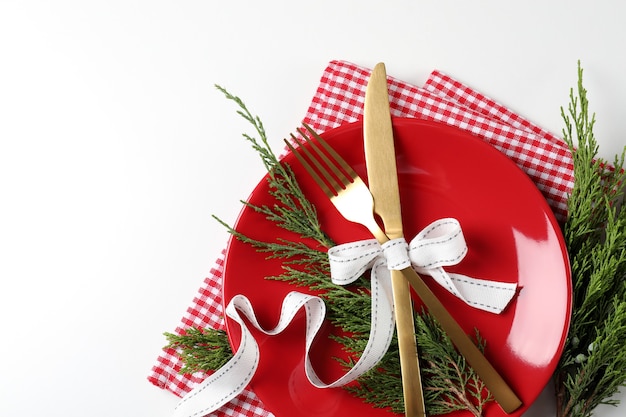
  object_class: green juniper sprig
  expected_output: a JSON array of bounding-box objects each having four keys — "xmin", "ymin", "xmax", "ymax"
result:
[
  {"xmin": 164, "ymin": 327, "xmax": 233, "ymax": 375},
  {"xmin": 554, "ymin": 62, "xmax": 626, "ymax": 417},
  {"xmin": 164, "ymin": 85, "xmax": 494, "ymax": 416},
  {"xmin": 415, "ymin": 313, "xmax": 492, "ymax": 417},
  {"xmin": 213, "ymin": 85, "xmax": 331, "ymax": 249}
]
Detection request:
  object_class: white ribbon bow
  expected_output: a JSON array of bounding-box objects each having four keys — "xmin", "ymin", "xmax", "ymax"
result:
[
  {"xmin": 329, "ymin": 218, "xmax": 518, "ymax": 314},
  {"xmin": 172, "ymin": 218, "xmax": 517, "ymax": 417}
]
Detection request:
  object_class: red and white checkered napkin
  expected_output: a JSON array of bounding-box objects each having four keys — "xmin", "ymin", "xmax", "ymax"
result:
[{"xmin": 148, "ymin": 60, "xmax": 575, "ymax": 417}]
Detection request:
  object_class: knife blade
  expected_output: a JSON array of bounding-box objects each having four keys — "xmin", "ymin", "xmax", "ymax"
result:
[
  {"xmin": 363, "ymin": 63, "xmax": 522, "ymax": 414},
  {"xmin": 363, "ymin": 62, "xmax": 426, "ymax": 417}
]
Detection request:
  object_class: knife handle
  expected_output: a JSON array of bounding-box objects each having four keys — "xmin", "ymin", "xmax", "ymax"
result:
[
  {"xmin": 399, "ymin": 266, "xmax": 522, "ymax": 414},
  {"xmin": 390, "ymin": 269, "xmax": 426, "ymax": 417}
]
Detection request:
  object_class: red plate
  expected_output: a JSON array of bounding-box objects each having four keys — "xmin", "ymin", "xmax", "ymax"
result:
[{"xmin": 222, "ymin": 118, "xmax": 571, "ymax": 417}]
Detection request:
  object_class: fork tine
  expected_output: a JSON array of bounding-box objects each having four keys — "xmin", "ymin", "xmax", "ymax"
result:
[
  {"xmin": 287, "ymin": 126, "xmax": 354, "ymax": 198},
  {"xmin": 296, "ymin": 126, "xmax": 355, "ymax": 190},
  {"xmin": 284, "ymin": 137, "xmax": 335, "ymax": 197},
  {"xmin": 291, "ymin": 132, "xmax": 344, "ymax": 196},
  {"xmin": 295, "ymin": 127, "xmax": 350, "ymax": 190},
  {"xmin": 302, "ymin": 123, "xmax": 359, "ymax": 181}
]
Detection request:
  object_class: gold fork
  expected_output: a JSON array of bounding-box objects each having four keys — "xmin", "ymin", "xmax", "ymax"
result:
[
  {"xmin": 287, "ymin": 124, "xmax": 388, "ymax": 242},
  {"xmin": 285, "ymin": 123, "xmax": 523, "ymax": 415},
  {"xmin": 287, "ymin": 123, "xmax": 426, "ymax": 417}
]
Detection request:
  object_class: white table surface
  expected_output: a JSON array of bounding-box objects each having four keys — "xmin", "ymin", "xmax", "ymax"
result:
[{"xmin": 1, "ymin": 1, "xmax": 625, "ymax": 416}]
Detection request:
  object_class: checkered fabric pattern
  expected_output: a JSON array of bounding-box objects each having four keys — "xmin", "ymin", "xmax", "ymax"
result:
[
  {"xmin": 303, "ymin": 61, "xmax": 574, "ymax": 221},
  {"xmin": 148, "ymin": 60, "xmax": 575, "ymax": 417}
]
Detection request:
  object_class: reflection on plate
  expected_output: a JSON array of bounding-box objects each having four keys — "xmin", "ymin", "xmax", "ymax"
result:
[{"xmin": 222, "ymin": 118, "xmax": 571, "ymax": 417}]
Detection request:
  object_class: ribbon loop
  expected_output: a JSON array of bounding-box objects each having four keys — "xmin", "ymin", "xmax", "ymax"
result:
[
  {"xmin": 409, "ymin": 218, "xmax": 468, "ymax": 269},
  {"xmin": 328, "ymin": 239, "xmax": 381, "ymax": 285}
]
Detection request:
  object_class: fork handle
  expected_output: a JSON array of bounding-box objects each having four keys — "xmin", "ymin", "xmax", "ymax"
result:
[{"xmin": 399, "ymin": 266, "xmax": 523, "ymax": 414}]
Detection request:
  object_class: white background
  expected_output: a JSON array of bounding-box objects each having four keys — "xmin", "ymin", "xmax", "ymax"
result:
[{"xmin": 1, "ymin": 1, "xmax": 625, "ymax": 416}]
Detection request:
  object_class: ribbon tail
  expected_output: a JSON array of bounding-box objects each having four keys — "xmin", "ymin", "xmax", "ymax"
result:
[
  {"xmin": 172, "ymin": 295, "xmax": 259, "ymax": 417},
  {"xmin": 427, "ymin": 268, "xmax": 517, "ymax": 314},
  {"xmin": 313, "ymin": 258, "xmax": 396, "ymax": 388}
]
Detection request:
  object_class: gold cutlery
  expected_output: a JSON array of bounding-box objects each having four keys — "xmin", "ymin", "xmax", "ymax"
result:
[{"xmin": 285, "ymin": 118, "xmax": 522, "ymax": 414}]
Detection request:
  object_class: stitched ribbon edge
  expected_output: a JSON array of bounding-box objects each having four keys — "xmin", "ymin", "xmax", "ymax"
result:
[{"xmin": 172, "ymin": 259, "xmax": 396, "ymax": 417}]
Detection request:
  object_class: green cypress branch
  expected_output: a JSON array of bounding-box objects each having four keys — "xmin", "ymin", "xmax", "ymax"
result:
[
  {"xmin": 555, "ymin": 61, "xmax": 626, "ymax": 417},
  {"xmin": 213, "ymin": 85, "xmax": 330, "ymax": 248},
  {"xmin": 164, "ymin": 328, "xmax": 233, "ymax": 375}
]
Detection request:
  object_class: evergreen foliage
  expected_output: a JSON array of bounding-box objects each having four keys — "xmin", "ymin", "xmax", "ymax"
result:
[{"xmin": 554, "ymin": 62, "xmax": 626, "ymax": 417}]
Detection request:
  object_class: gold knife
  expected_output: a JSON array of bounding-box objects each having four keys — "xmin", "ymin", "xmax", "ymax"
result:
[
  {"xmin": 363, "ymin": 63, "xmax": 426, "ymax": 417},
  {"xmin": 363, "ymin": 63, "xmax": 522, "ymax": 414}
]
